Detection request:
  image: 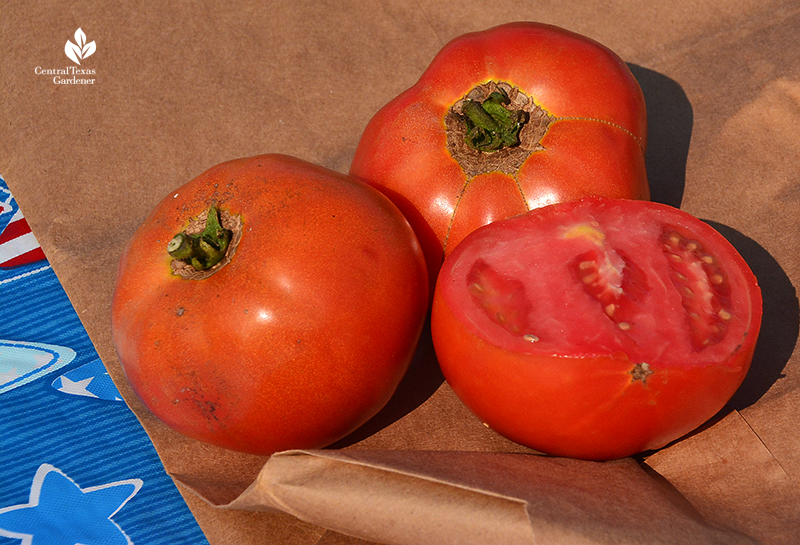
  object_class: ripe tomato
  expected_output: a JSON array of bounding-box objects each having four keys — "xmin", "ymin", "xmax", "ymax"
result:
[
  {"xmin": 431, "ymin": 196, "xmax": 762, "ymax": 461},
  {"xmin": 350, "ymin": 22, "xmax": 649, "ymax": 287},
  {"xmin": 111, "ymin": 154, "xmax": 429, "ymax": 455}
]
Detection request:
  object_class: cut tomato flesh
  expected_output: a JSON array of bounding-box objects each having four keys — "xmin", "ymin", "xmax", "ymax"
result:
[{"xmin": 440, "ymin": 197, "xmax": 758, "ymax": 367}]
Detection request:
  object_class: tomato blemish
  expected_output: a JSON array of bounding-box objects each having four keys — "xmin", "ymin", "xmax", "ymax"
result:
[{"xmin": 629, "ymin": 362, "xmax": 653, "ymax": 384}]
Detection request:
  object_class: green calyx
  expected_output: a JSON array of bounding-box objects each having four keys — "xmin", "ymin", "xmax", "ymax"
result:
[
  {"xmin": 461, "ymin": 88, "xmax": 529, "ymax": 152},
  {"xmin": 167, "ymin": 205, "xmax": 232, "ymax": 271}
]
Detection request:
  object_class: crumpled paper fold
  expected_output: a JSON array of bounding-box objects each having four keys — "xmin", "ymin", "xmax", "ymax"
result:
[{"xmin": 176, "ymin": 449, "xmax": 758, "ymax": 545}]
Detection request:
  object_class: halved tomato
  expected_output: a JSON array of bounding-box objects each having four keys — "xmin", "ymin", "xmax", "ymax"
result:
[{"xmin": 431, "ymin": 196, "xmax": 762, "ymax": 460}]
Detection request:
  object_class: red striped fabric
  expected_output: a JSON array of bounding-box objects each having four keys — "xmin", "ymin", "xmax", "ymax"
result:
[{"xmin": 0, "ymin": 214, "xmax": 46, "ymax": 268}]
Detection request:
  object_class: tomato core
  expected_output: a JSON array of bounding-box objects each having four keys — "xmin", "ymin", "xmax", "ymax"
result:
[
  {"xmin": 445, "ymin": 81, "xmax": 554, "ymax": 178},
  {"xmin": 168, "ymin": 205, "xmax": 242, "ymax": 280},
  {"xmin": 461, "ymin": 88, "xmax": 527, "ymax": 151}
]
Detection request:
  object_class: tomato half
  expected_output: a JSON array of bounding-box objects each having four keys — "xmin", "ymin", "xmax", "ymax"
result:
[
  {"xmin": 431, "ymin": 196, "xmax": 762, "ymax": 461},
  {"xmin": 111, "ymin": 154, "xmax": 429, "ymax": 455},
  {"xmin": 350, "ymin": 22, "xmax": 649, "ymax": 287}
]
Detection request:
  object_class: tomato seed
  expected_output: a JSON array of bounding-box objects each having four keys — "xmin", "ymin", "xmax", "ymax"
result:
[
  {"xmin": 523, "ymin": 334, "xmax": 539, "ymax": 342},
  {"xmin": 718, "ymin": 309, "xmax": 732, "ymax": 320},
  {"xmin": 469, "ymin": 282, "xmax": 486, "ymax": 293},
  {"xmin": 618, "ymin": 322, "xmax": 631, "ymax": 330},
  {"xmin": 582, "ymin": 272, "xmax": 598, "ymax": 284}
]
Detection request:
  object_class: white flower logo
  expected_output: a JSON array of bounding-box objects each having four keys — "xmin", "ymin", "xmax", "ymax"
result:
[{"xmin": 65, "ymin": 28, "xmax": 95, "ymax": 65}]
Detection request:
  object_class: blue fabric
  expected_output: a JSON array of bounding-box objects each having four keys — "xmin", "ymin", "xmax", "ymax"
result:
[{"xmin": 0, "ymin": 175, "xmax": 209, "ymax": 544}]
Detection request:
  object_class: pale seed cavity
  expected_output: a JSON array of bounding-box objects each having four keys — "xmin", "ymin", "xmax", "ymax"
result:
[
  {"xmin": 569, "ymin": 224, "xmax": 642, "ymax": 334},
  {"xmin": 466, "ymin": 259, "xmax": 533, "ymax": 338},
  {"xmin": 661, "ymin": 228, "xmax": 733, "ymax": 350}
]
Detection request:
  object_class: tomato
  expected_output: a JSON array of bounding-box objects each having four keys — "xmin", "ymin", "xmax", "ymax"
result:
[
  {"xmin": 431, "ymin": 196, "xmax": 762, "ymax": 461},
  {"xmin": 350, "ymin": 22, "xmax": 649, "ymax": 287},
  {"xmin": 111, "ymin": 154, "xmax": 429, "ymax": 455}
]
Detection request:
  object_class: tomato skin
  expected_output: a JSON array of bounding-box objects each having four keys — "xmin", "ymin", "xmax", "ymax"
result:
[
  {"xmin": 350, "ymin": 22, "xmax": 649, "ymax": 286},
  {"xmin": 111, "ymin": 154, "xmax": 429, "ymax": 455},
  {"xmin": 431, "ymin": 197, "xmax": 762, "ymax": 461}
]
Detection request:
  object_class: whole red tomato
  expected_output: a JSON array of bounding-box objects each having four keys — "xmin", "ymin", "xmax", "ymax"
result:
[
  {"xmin": 111, "ymin": 154, "xmax": 429, "ymax": 455},
  {"xmin": 350, "ymin": 22, "xmax": 649, "ymax": 287},
  {"xmin": 431, "ymin": 196, "xmax": 762, "ymax": 461}
]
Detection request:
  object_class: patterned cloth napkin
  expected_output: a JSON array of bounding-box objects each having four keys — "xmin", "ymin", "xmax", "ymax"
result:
[{"xmin": 0, "ymin": 175, "xmax": 208, "ymax": 544}]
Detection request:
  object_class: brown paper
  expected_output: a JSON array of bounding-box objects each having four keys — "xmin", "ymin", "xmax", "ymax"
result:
[
  {"xmin": 646, "ymin": 411, "xmax": 800, "ymax": 545},
  {"xmin": 180, "ymin": 449, "xmax": 758, "ymax": 545},
  {"xmin": 2, "ymin": 0, "xmax": 799, "ymax": 543}
]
